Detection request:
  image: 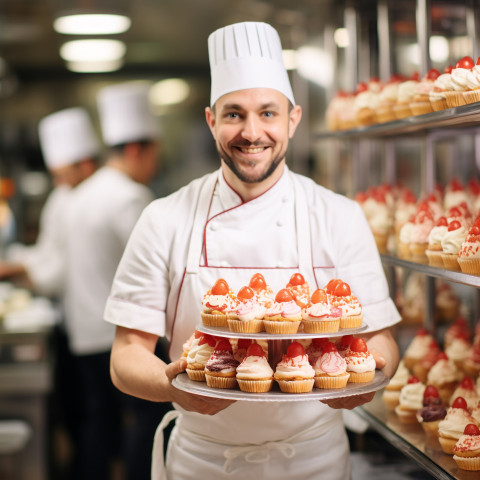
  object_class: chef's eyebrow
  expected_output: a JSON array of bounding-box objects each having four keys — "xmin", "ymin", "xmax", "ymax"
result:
[{"xmin": 221, "ymin": 102, "xmax": 280, "ymax": 111}]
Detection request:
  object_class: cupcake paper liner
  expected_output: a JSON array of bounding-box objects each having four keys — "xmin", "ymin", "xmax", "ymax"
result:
[
  {"xmin": 439, "ymin": 435, "xmax": 458, "ymax": 455},
  {"xmin": 263, "ymin": 319, "xmax": 301, "ymax": 334},
  {"xmin": 201, "ymin": 312, "xmax": 229, "ymax": 327},
  {"xmin": 205, "ymin": 374, "xmax": 237, "ymax": 389},
  {"xmin": 463, "ymin": 89, "xmax": 480, "ymax": 105},
  {"xmin": 426, "ymin": 249, "xmax": 444, "ymax": 268},
  {"xmin": 430, "ymin": 97, "xmax": 448, "ymax": 111},
  {"xmin": 276, "ymin": 378, "xmax": 315, "ymax": 393},
  {"xmin": 339, "ymin": 314, "xmax": 363, "ymax": 330},
  {"xmin": 227, "ymin": 318, "xmax": 264, "ymax": 333},
  {"xmin": 394, "ymin": 405, "xmax": 419, "ymax": 424},
  {"xmin": 410, "ymin": 102, "xmax": 433, "ymax": 116},
  {"xmin": 236, "ymin": 378, "xmax": 273, "ymax": 393},
  {"xmin": 314, "ymin": 373, "xmax": 349, "ymax": 389},
  {"xmin": 347, "ymin": 370, "xmax": 375, "ymax": 383},
  {"xmin": 393, "ymin": 103, "xmax": 413, "ymax": 119},
  {"xmin": 381, "ymin": 389, "xmax": 401, "ymax": 410},
  {"xmin": 441, "ymin": 253, "xmax": 461, "ymax": 271},
  {"xmin": 302, "ymin": 318, "xmax": 340, "ymax": 333},
  {"xmin": 458, "ymin": 257, "xmax": 480, "ymax": 275},
  {"xmin": 186, "ymin": 367, "xmax": 206, "ymax": 382},
  {"xmin": 453, "ymin": 454, "xmax": 480, "ymax": 471}
]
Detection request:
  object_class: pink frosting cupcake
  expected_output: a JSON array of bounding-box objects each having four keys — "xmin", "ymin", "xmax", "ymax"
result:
[
  {"xmin": 263, "ymin": 288, "xmax": 302, "ymax": 334},
  {"xmin": 313, "ymin": 341, "xmax": 349, "ymax": 388}
]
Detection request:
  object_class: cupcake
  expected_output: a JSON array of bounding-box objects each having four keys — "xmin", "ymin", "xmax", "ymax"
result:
[
  {"xmin": 394, "ymin": 375, "xmax": 426, "ymax": 424},
  {"xmin": 445, "ymin": 333, "xmax": 471, "ymax": 371},
  {"xmin": 438, "ymin": 396, "xmax": 478, "ymax": 454},
  {"xmin": 429, "ymin": 65, "xmax": 453, "ymax": 111},
  {"xmin": 301, "ymin": 288, "xmax": 341, "ymax": 333},
  {"xmin": 410, "ymin": 68, "xmax": 440, "ymax": 115},
  {"xmin": 248, "ymin": 273, "xmax": 275, "ymax": 308},
  {"xmin": 441, "ymin": 220, "xmax": 468, "ymax": 271},
  {"xmin": 236, "ymin": 343, "xmax": 274, "ymax": 393},
  {"xmin": 444, "ymin": 56, "xmax": 474, "ymax": 108},
  {"xmin": 263, "ymin": 288, "xmax": 302, "ymax": 334},
  {"xmin": 336, "ymin": 334, "xmax": 354, "ymax": 358},
  {"xmin": 464, "ymin": 55, "xmax": 480, "ymax": 105},
  {"xmin": 326, "ymin": 90, "xmax": 348, "ymax": 131},
  {"xmin": 274, "ymin": 341, "xmax": 315, "ymax": 393},
  {"xmin": 233, "ymin": 338, "xmax": 253, "ymax": 363},
  {"xmin": 453, "ymin": 424, "xmax": 480, "ymax": 471},
  {"xmin": 181, "ymin": 332, "xmax": 195, "ymax": 358},
  {"xmin": 426, "ymin": 216, "xmax": 448, "ymax": 267},
  {"xmin": 285, "ymin": 273, "xmax": 311, "ymax": 308},
  {"xmin": 345, "ymin": 337, "xmax": 376, "ymax": 383},
  {"xmin": 403, "ymin": 328, "xmax": 435, "ymax": 370},
  {"xmin": 353, "ymin": 80, "xmax": 381, "ymax": 126},
  {"xmin": 186, "ymin": 332, "xmax": 217, "ymax": 382},
  {"xmin": 376, "ymin": 75, "xmax": 402, "ymax": 123},
  {"xmin": 426, "ymin": 352, "xmax": 462, "ymax": 404},
  {"xmin": 444, "ymin": 178, "xmax": 471, "ymax": 212},
  {"xmin": 411, "ymin": 340, "xmax": 441, "ymax": 383},
  {"xmin": 313, "ymin": 341, "xmax": 349, "ymax": 389},
  {"xmin": 306, "ymin": 337, "xmax": 329, "ymax": 366},
  {"xmin": 201, "ymin": 278, "xmax": 235, "ymax": 327},
  {"xmin": 450, "ymin": 377, "xmax": 480, "ymax": 410},
  {"xmin": 325, "ymin": 279, "xmax": 363, "ymax": 329},
  {"xmin": 393, "ymin": 73, "xmax": 419, "ymax": 119},
  {"xmin": 410, "ymin": 206, "xmax": 435, "ymax": 264},
  {"xmin": 382, "ymin": 360, "xmax": 410, "ymax": 410},
  {"xmin": 204, "ymin": 339, "xmax": 240, "ymax": 389},
  {"xmin": 464, "ymin": 341, "xmax": 480, "ymax": 378},
  {"xmin": 458, "ymin": 221, "xmax": 480, "ymax": 275},
  {"xmin": 417, "ymin": 385, "xmax": 447, "ymax": 435},
  {"xmin": 397, "ymin": 216, "xmax": 415, "ymax": 259},
  {"xmin": 227, "ymin": 286, "xmax": 265, "ymax": 333},
  {"xmin": 444, "ymin": 316, "xmax": 472, "ymax": 348}
]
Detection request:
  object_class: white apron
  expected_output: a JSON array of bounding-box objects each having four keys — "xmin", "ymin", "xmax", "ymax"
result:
[{"xmin": 152, "ymin": 171, "xmax": 350, "ymax": 480}]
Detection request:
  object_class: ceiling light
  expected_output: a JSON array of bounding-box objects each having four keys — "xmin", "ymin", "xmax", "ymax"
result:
[
  {"xmin": 54, "ymin": 13, "xmax": 131, "ymax": 35},
  {"xmin": 66, "ymin": 59, "xmax": 124, "ymax": 73},
  {"xmin": 430, "ymin": 36, "xmax": 449, "ymax": 63},
  {"xmin": 60, "ymin": 39, "xmax": 126, "ymax": 63},
  {"xmin": 334, "ymin": 28, "xmax": 350, "ymax": 48},
  {"xmin": 296, "ymin": 46, "xmax": 333, "ymax": 87},
  {"xmin": 150, "ymin": 79, "xmax": 190, "ymax": 106}
]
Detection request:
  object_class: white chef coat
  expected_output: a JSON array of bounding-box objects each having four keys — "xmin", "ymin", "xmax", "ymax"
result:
[
  {"xmin": 7, "ymin": 185, "xmax": 70, "ymax": 297},
  {"xmin": 65, "ymin": 166, "xmax": 154, "ymax": 355},
  {"xmin": 104, "ymin": 166, "xmax": 401, "ymax": 478}
]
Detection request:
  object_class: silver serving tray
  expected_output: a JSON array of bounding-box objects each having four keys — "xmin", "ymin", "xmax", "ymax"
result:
[
  {"xmin": 197, "ymin": 322, "xmax": 368, "ymax": 339},
  {"xmin": 172, "ymin": 370, "xmax": 389, "ymax": 402}
]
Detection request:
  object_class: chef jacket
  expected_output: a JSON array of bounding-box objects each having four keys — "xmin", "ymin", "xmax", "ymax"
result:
[
  {"xmin": 7, "ymin": 185, "xmax": 70, "ymax": 297},
  {"xmin": 65, "ymin": 166, "xmax": 153, "ymax": 355},
  {"xmin": 104, "ymin": 166, "xmax": 401, "ymax": 451}
]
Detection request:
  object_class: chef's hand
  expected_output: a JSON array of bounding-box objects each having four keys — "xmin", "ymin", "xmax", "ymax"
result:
[
  {"xmin": 321, "ymin": 349, "xmax": 386, "ymax": 410},
  {"xmin": 165, "ymin": 358, "xmax": 236, "ymax": 415}
]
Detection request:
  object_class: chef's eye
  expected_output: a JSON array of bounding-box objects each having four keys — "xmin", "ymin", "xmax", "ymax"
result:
[
  {"xmin": 226, "ymin": 112, "xmax": 239, "ymax": 119},
  {"xmin": 263, "ymin": 111, "xmax": 274, "ymax": 118}
]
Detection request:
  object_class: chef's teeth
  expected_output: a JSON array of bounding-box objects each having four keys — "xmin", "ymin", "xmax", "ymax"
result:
[{"xmin": 240, "ymin": 147, "xmax": 264, "ymax": 153}]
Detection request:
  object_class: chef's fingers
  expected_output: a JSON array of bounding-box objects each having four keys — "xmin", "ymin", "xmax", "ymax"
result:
[{"xmin": 165, "ymin": 358, "xmax": 187, "ymax": 381}]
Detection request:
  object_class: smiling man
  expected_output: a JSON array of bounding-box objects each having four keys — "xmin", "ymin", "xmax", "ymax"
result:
[{"xmin": 105, "ymin": 21, "xmax": 401, "ymax": 479}]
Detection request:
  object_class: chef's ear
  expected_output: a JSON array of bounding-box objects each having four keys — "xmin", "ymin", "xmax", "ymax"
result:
[
  {"xmin": 205, "ymin": 106, "xmax": 217, "ymax": 139},
  {"xmin": 288, "ymin": 105, "xmax": 302, "ymax": 139}
]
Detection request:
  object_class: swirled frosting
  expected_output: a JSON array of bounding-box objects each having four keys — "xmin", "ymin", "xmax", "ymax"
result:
[
  {"xmin": 441, "ymin": 226, "xmax": 468, "ymax": 255},
  {"xmin": 404, "ymin": 332, "xmax": 434, "ymax": 360},
  {"xmin": 429, "ymin": 73, "xmax": 451, "ymax": 100},
  {"xmin": 187, "ymin": 341, "xmax": 215, "ymax": 366},
  {"xmin": 234, "ymin": 299, "xmax": 266, "ymax": 322},
  {"xmin": 466, "ymin": 65, "xmax": 480, "ymax": 90},
  {"xmin": 451, "ymin": 67, "xmax": 471, "ymax": 92},
  {"xmin": 205, "ymin": 350, "xmax": 239, "ymax": 374},
  {"xmin": 427, "ymin": 358, "xmax": 462, "ymax": 384},
  {"xmin": 236, "ymin": 355, "xmax": 274, "ymax": 380},
  {"xmin": 302, "ymin": 302, "xmax": 341, "ymax": 321},
  {"xmin": 314, "ymin": 351, "xmax": 347, "ymax": 376},
  {"xmin": 388, "ymin": 361, "xmax": 410, "ymax": 389},
  {"xmin": 265, "ymin": 300, "xmax": 302, "ymax": 320},
  {"xmin": 428, "ymin": 225, "xmax": 448, "ymax": 246},
  {"xmin": 398, "ymin": 383, "xmax": 426, "ymax": 410},
  {"xmin": 399, "ymin": 221, "xmax": 415, "ymax": 244},
  {"xmin": 445, "ymin": 338, "xmax": 471, "ymax": 363},
  {"xmin": 274, "ymin": 353, "xmax": 315, "ymax": 380},
  {"xmin": 345, "ymin": 351, "xmax": 376, "ymax": 373},
  {"xmin": 439, "ymin": 407, "xmax": 477, "ymax": 439},
  {"xmin": 397, "ymin": 80, "xmax": 419, "ymax": 102}
]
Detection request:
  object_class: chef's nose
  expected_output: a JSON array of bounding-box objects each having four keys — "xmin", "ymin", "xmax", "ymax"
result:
[{"xmin": 241, "ymin": 114, "xmax": 261, "ymax": 142}]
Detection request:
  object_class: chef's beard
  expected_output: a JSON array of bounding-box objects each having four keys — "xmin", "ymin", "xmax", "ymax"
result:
[{"xmin": 217, "ymin": 143, "xmax": 287, "ymax": 184}]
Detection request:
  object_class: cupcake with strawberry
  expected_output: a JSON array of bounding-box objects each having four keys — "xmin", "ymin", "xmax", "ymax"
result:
[
  {"xmin": 263, "ymin": 288, "xmax": 302, "ymax": 334},
  {"xmin": 186, "ymin": 332, "xmax": 217, "ymax": 382},
  {"xmin": 274, "ymin": 341, "xmax": 315, "ymax": 393},
  {"xmin": 426, "ymin": 216, "xmax": 448, "ymax": 267},
  {"xmin": 417, "ymin": 385, "xmax": 447, "ymax": 435},
  {"xmin": 236, "ymin": 343, "xmax": 274, "ymax": 393},
  {"xmin": 313, "ymin": 341, "xmax": 349, "ymax": 389},
  {"xmin": 248, "ymin": 273, "xmax": 275, "ymax": 309},
  {"xmin": 306, "ymin": 337, "xmax": 329, "ymax": 366},
  {"xmin": 301, "ymin": 288, "xmax": 341, "ymax": 333},
  {"xmin": 426, "ymin": 352, "xmax": 462, "ymax": 404},
  {"xmin": 336, "ymin": 334, "xmax": 354, "ymax": 358},
  {"xmin": 429, "ymin": 65, "xmax": 453, "ymax": 111},
  {"xmin": 450, "ymin": 377, "xmax": 480, "ymax": 410},
  {"xmin": 233, "ymin": 338, "xmax": 253, "ymax": 363},
  {"xmin": 403, "ymin": 328, "xmax": 435, "ymax": 370},
  {"xmin": 325, "ymin": 279, "xmax": 363, "ymax": 329},
  {"xmin": 441, "ymin": 220, "xmax": 468, "ymax": 271},
  {"xmin": 285, "ymin": 273, "xmax": 311, "ymax": 309},
  {"xmin": 228, "ymin": 286, "xmax": 266, "ymax": 333},
  {"xmin": 410, "ymin": 68, "xmax": 441, "ymax": 115},
  {"xmin": 438, "ymin": 396, "xmax": 478, "ymax": 454},
  {"xmin": 464, "ymin": 55, "xmax": 480, "ymax": 105},
  {"xmin": 205, "ymin": 339, "xmax": 240, "ymax": 389},
  {"xmin": 394, "ymin": 72, "xmax": 420, "ymax": 119},
  {"xmin": 453, "ymin": 424, "xmax": 480, "ymax": 471},
  {"xmin": 411, "ymin": 340, "xmax": 441, "ymax": 383},
  {"xmin": 201, "ymin": 278, "xmax": 235, "ymax": 327},
  {"xmin": 458, "ymin": 219, "xmax": 480, "ymax": 275},
  {"xmin": 345, "ymin": 337, "xmax": 376, "ymax": 383},
  {"xmin": 444, "ymin": 56, "xmax": 474, "ymax": 108}
]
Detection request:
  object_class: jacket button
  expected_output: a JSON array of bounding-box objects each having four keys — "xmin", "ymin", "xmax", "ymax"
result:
[
  {"xmin": 282, "ymin": 196, "xmax": 289, "ymax": 203},
  {"xmin": 209, "ymin": 223, "xmax": 217, "ymax": 231},
  {"xmin": 276, "ymin": 220, "xmax": 284, "ymax": 227}
]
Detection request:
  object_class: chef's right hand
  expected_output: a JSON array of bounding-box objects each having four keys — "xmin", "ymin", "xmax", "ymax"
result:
[{"xmin": 165, "ymin": 358, "xmax": 236, "ymax": 415}]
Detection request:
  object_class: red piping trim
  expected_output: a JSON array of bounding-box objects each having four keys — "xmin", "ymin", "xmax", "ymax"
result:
[{"xmin": 168, "ymin": 267, "xmax": 187, "ymax": 361}]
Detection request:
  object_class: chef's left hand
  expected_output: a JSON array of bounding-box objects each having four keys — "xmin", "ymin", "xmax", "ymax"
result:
[{"xmin": 320, "ymin": 349, "xmax": 386, "ymax": 410}]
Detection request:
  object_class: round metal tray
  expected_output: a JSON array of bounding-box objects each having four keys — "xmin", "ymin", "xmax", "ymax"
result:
[
  {"xmin": 197, "ymin": 322, "xmax": 368, "ymax": 339},
  {"xmin": 172, "ymin": 370, "xmax": 388, "ymax": 402}
]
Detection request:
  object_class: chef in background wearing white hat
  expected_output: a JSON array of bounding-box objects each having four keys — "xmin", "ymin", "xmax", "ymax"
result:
[
  {"xmin": 105, "ymin": 22, "xmax": 401, "ymax": 479},
  {"xmin": 63, "ymin": 82, "xmax": 162, "ymax": 480},
  {"xmin": 0, "ymin": 107, "xmax": 99, "ymax": 296}
]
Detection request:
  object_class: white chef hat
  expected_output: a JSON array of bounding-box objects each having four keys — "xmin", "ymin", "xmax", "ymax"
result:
[
  {"xmin": 208, "ymin": 22, "xmax": 295, "ymax": 107},
  {"xmin": 38, "ymin": 107, "xmax": 100, "ymax": 171},
  {"xmin": 97, "ymin": 82, "xmax": 158, "ymax": 147}
]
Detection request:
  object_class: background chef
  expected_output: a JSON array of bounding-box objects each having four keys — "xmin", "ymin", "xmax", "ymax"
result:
[
  {"xmin": 105, "ymin": 22, "xmax": 401, "ymax": 479},
  {"xmin": 63, "ymin": 82, "xmax": 165, "ymax": 480},
  {"xmin": 0, "ymin": 107, "xmax": 99, "ymax": 295}
]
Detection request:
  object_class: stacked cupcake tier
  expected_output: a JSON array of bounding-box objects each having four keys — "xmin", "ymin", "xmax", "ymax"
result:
[
  {"xmin": 198, "ymin": 322, "xmax": 368, "ymax": 339},
  {"xmin": 173, "ymin": 370, "xmax": 389, "ymax": 402}
]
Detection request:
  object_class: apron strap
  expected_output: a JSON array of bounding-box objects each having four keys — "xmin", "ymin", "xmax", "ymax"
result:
[
  {"xmin": 151, "ymin": 410, "xmax": 181, "ymax": 480},
  {"xmin": 290, "ymin": 172, "xmax": 316, "ymax": 288},
  {"xmin": 186, "ymin": 172, "xmax": 219, "ymax": 274}
]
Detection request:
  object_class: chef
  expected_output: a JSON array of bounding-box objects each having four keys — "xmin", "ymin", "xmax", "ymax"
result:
[
  {"xmin": 105, "ymin": 22, "xmax": 401, "ymax": 479},
  {"xmin": 0, "ymin": 107, "xmax": 99, "ymax": 296},
  {"xmin": 63, "ymin": 82, "xmax": 163, "ymax": 480}
]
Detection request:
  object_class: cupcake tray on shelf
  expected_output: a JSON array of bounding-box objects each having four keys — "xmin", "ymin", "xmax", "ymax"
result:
[
  {"xmin": 197, "ymin": 322, "xmax": 368, "ymax": 339},
  {"xmin": 172, "ymin": 370, "xmax": 389, "ymax": 402}
]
